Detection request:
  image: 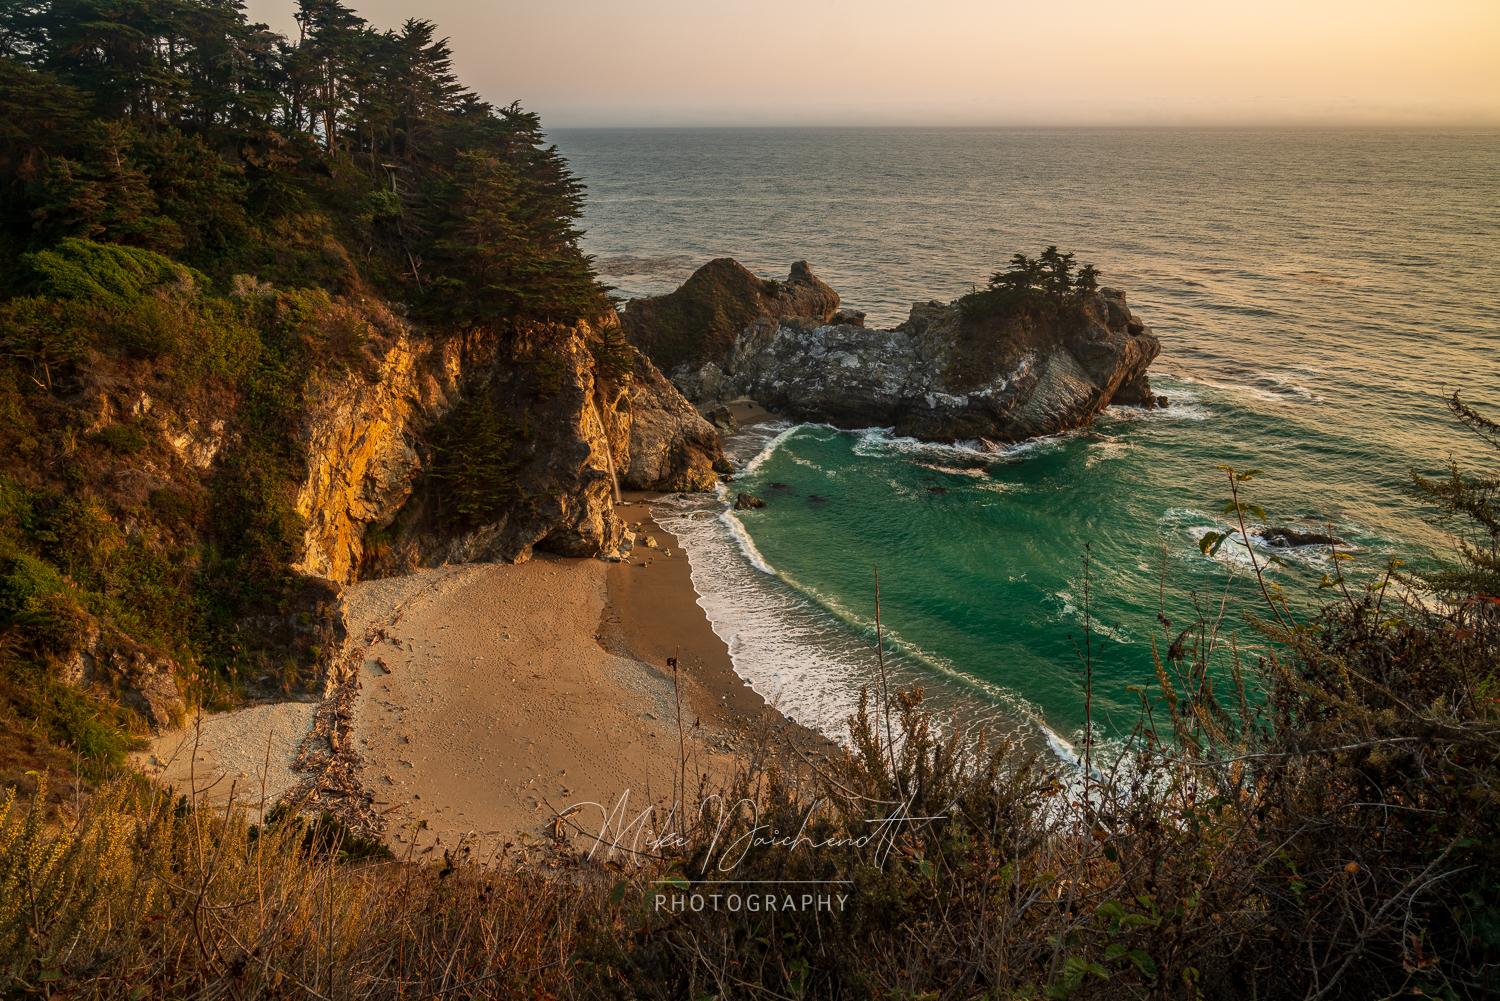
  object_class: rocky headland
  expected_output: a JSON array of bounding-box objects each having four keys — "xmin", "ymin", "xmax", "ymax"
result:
[{"xmin": 633, "ymin": 260, "xmax": 1164, "ymax": 444}]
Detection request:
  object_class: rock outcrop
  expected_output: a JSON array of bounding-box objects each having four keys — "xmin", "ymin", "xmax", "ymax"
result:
[
  {"xmin": 620, "ymin": 259, "xmax": 840, "ymax": 373},
  {"xmin": 1254, "ymin": 526, "xmax": 1347, "ymax": 549},
  {"xmin": 59, "ymin": 621, "xmax": 187, "ymax": 733},
  {"xmin": 292, "ymin": 310, "xmax": 724, "ymax": 584},
  {"xmin": 643, "ymin": 260, "xmax": 1162, "ymax": 444},
  {"xmin": 623, "ymin": 347, "xmax": 723, "ymax": 492}
]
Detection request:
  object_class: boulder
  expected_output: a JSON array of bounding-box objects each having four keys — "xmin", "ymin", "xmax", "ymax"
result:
[
  {"xmin": 704, "ymin": 405, "xmax": 739, "ymax": 432},
  {"xmin": 1112, "ymin": 372, "xmax": 1156, "ymax": 406},
  {"xmin": 59, "ymin": 621, "xmax": 186, "ymax": 733},
  {"xmin": 622, "ymin": 347, "xmax": 726, "ymax": 492},
  {"xmin": 734, "ymin": 493, "xmax": 766, "ymax": 510}
]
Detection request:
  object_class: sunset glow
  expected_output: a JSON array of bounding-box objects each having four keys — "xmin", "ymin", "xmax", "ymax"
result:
[{"xmin": 245, "ymin": 0, "xmax": 1500, "ymax": 126}]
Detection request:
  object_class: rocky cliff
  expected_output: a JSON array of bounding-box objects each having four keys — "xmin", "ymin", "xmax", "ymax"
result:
[
  {"xmin": 292, "ymin": 309, "xmax": 724, "ymax": 586},
  {"xmin": 638, "ymin": 261, "xmax": 1162, "ymax": 444},
  {"xmin": 620, "ymin": 259, "xmax": 841, "ymax": 373},
  {"xmin": 35, "ymin": 291, "xmax": 721, "ymax": 730}
]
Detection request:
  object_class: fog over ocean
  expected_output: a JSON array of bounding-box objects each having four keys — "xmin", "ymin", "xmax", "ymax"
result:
[{"xmin": 552, "ymin": 127, "xmax": 1500, "ymax": 758}]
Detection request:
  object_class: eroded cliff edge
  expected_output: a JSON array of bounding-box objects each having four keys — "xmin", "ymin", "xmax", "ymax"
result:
[
  {"xmin": 293, "ymin": 309, "xmax": 724, "ymax": 586},
  {"xmin": 633, "ymin": 260, "xmax": 1163, "ymax": 444}
]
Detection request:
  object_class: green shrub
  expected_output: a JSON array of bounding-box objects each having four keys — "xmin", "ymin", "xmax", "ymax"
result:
[
  {"xmin": 0, "ymin": 297, "xmax": 94, "ymax": 364},
  {"xmin": 93, "ymin": 423, "xmax": 149, "ymax": 454},
  {"xmin": 113, "ymin": 296, "xmax": 181, "ymax": 357},
  {"xmin": 0, "ymin": 553, "xmax": 63, "ymax": 620},
  {"xmin": 355, "ymin": 190, "xmax": 402, "ymax": 219},
  {"xmin": 147, "ymin": 488, "xmax": 199, "ymax": 526},
  {"xmin": 426, "ymin": 397, "xmax": 519, "ymax": 529},
  {"xmin": 20, "ymin": 238, "xmax": 207, "ymax": 307},
  {"xmin": 960, "ymin": 246, "xmax": 1102, "ymax": 320}
]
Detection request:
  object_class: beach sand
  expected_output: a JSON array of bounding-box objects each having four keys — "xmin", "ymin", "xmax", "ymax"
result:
[
  {"xmin": 141, "ymin": 467, "xmax": 836, "ymax": 856},
  {"xmin": 345, "ymin": 493, "xmax": 833, "ymax": 855},
  {"xmin": 136, "ymin": 702, "xmax": 320, "ymax": 822}
]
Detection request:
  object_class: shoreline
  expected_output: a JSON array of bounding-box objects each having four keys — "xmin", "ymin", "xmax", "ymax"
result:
[{"xmin": 139, "ymin": 419, "xmax": 837, "ymax": 849}]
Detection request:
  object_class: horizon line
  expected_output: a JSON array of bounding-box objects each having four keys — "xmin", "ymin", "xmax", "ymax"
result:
[{"xmin": 546, "ymin": 122, "xmax": 1500, "ymax": 131}]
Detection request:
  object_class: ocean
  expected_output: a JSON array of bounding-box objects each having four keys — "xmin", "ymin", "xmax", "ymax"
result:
[{"xmin": 550, "ymin": 127, "xmax": 1500, "ymax": 758}]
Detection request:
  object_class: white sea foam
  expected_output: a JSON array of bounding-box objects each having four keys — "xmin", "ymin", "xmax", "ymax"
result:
[
  {"xmin": 912, "ymin": 462, "xmax": 990, "ymax": 478},
  {"xmin": 719, "ymin": 509, "xmax": 776, "ymax": 575},
  {"xmin": 652, "ymin": 486, "xmax": 1054, "ymax": 755},
  {"xmin": 737, "ymin": 422, "xmax": 797, "ymax": 471}
]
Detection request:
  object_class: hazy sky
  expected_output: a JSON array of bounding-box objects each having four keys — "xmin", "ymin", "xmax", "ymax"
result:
[{"xmin": 245, "ymin": 0, "xmax": 1500, "ymax": 127}]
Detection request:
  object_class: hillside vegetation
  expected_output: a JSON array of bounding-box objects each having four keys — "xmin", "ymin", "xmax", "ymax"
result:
[{"xmin": 0, "ymin": 0, "xmax": 614, "ymax": 787}]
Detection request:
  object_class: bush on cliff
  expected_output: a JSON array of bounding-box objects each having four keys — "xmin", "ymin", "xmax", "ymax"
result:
[{"xmin": 959, "ymin": 245, "xmax": 1102, "ymax": 320}]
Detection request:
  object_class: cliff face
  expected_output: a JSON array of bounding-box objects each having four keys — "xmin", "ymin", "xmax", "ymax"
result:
[
  {"xmin": 39, "ymin": 296, "xmax": 721, "ymax": 730},
  {"xmin": 623, "ymin": 347, "xmax": 723, "ymax": 492},
  {"xmin": 637, "ymin": 260, "xmax": 1162, "ymax": 444},
  {"xmin": 292, "ymin": 312, "xmax": 724, "ymax": 586}
]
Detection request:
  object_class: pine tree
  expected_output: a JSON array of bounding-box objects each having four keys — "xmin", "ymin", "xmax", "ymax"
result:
[{"xmin": 1408, "ymin": 392, "xmax": 1500, "ymax": 600}]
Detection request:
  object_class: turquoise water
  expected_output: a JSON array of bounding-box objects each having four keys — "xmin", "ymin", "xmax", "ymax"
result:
[{"xmin": 552, "ymin": 128, "xmax": 1500, "ymax": 751}]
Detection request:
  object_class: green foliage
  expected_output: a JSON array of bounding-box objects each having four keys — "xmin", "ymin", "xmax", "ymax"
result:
[
  {"xmin": 355, "ymin": 189, "xmax": 402, "ymax": 219},
  {"xmin": 959, "ymin": 246, "xmax": 1102, "ymax": 320},
  {"xmin": 0, "ymin": 553, "xmax": 62, "ymax": 619},
  {"xmin": 19, "ymin": 238, "xmax": 205, "ymax": 306},
  {"xmin": 425, "ymin": 143, "xmax": 602, "ymax": 322},
  {"xmin": 257, "ymin": 804, "xmax": 394, "ymax": 862},
  {"xmin": 91, "ymin": 423, "xmax": 148, "ymax": 454},
  {"xmin": 587, "ymin": 321, "xmax": 635, "ymax": 384},
  {"xmin": 426, "ymin": 397, "xmax": 518, "ymax": 529},
  {"xmin": 526, "ymin": 348, "xmax": 568, "ymax": 400},
  {"xmin": 0, "ymin": 296, "xmax": 91, "ymax": 367}
]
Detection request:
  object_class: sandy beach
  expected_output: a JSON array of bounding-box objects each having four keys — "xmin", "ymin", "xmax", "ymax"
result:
[{"xmin": 142, "ymin": 430, "xmax": 836, "ymax": 854}]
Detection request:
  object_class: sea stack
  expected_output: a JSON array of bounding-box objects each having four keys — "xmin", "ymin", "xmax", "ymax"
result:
[{"xmin": 626, "ymin": 260, "xmax": 1163, "ymax": 445}]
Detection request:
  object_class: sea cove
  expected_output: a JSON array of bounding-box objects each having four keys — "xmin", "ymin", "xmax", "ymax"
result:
[{"xmin": 558, "ymin": 126, "xmax": 1500, "ymax": 750}]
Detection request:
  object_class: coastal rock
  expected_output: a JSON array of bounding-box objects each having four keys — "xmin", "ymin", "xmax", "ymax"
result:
[
  {"xmin": 292, "ymin": 310, "xmax": 722, "ymax": 583},
  {"xmin": 1256, "ymin": 526, "xmax": 1347, "ymax": 548},
  {"xmin": 705, "ymin": 405, "xmax": 739, "ymax": 431},
  {"xmin": 58, "ymin": 621, "xmax": 186, "ymax": 734},
  {"xmin": 648, "ymin": 264, "xmax": 1162, "ymax": 444},
  {"xmin": 622, "ymin": 347, "xmax": 725, "ymax": 492},
  {"xmin": 734, "ymin": 493, "xmax": 766, "ymax": 510},
  {"xmin": 621, "ymin": 258, "xmax": 840, "ymax": 373}
]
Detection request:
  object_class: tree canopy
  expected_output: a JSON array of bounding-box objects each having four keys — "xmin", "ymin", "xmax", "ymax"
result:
[{"xmin": 0, "ymin": 0, "xmax": 604, "ymax": 323}]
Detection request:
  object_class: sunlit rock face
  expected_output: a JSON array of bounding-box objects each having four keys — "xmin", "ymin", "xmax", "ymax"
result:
[
  {"xmin": 645, "ymin": 260, "xmax": 1162, "ymax": 445},
  {"xmin": 293, "ymin": 313, "xmax": 725, "ymax": 584},
  {"xmin": 623, "ymin": 347, "xmax": 722, "ymax": 493}
]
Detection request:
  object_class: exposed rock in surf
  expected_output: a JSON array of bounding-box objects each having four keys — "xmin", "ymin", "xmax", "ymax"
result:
[
  {"xmin": 1256, "ymin": 526, "xmax": 1347, "ymax": 548},
  {"xmin": 704, "ymin": 405, "xmax": 740, "ymax": 431},
  {"xmin": 628, "ymin": 260, "xmax": 1162, "ymax": 445},
  {"xmin": 734, "ymin": 493, "xmax": 767, "ymax": 510}
]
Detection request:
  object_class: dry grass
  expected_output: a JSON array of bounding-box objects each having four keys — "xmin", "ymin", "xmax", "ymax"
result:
[{"xmin": 3, "ymin": 472, "xmax": 1496, "ymax": 999}]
